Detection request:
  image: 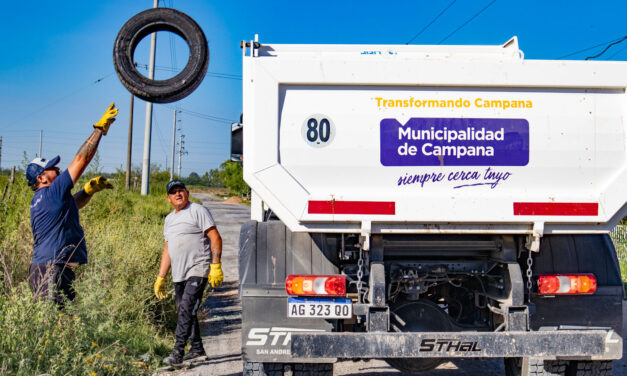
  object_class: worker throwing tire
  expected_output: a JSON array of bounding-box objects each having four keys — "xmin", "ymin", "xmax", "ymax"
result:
[
  {"xmin": 27, "ymin": 103, "xmax": 118, "ymax": 306},
  {"xmin": 154, "ymin": 179, "xmax": 223, "ymax": 366}
]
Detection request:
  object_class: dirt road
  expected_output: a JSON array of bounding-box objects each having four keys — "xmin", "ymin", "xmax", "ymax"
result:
[{"xmin": 162, "ymin": 194, "xmax": 627, "ymax": 376}]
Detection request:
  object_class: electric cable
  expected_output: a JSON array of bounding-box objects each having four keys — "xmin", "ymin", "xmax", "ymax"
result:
[
  {"xmin": 557, "ymin": 36, "xmax": 626, "ymax": 59},
  {"xmin": 586, "ymin": 36, "xmax": 627, "ymax": 60},
  {"xmin": 136, "ymin": 63, "xmax": 241, "ymax": 80},
  {"xmin": 437, "ymin": 0, "xmax": 497, "ymax": 44},
  {"xmin": 608, "ymin": 44, "xmax": 627, "ymax": 59},
  {"xmin": 406, "ymin": 0, "xmax": 457, "ymax": 44},
  {"xmin": 159, "ymin": 104, "xmax": 235, "ymax": 124},
  {"xmin": 1, "ymin": 72, "xmax": 115, "ymax": 130}
]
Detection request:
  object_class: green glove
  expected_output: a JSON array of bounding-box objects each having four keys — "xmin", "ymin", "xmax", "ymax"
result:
[
  {"xmin": 84, "ymin": 176, "xmax": 113, "ymax": 196},
  {"xmin": 93, "ymin": 102, "xmax": 118, "ymax": 135},
  {"xmin": 154, "ymin": 276, "xmax": 167, "ymax": 299},
  {"xmin": 208, "ymin": 263, "xmax": 223, "ymax": 288}
]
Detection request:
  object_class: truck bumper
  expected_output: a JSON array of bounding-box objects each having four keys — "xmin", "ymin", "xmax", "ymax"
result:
[{"xmin": 291, "ymin": 329, "xmax": 622, "ymax": 360}]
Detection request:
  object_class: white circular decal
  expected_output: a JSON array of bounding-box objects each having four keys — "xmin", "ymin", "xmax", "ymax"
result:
[{"xmin": 301, "ymin": 114, "xmax": 336, "ymax": 148}]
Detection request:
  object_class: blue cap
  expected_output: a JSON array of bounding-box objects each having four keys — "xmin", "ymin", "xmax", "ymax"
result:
[
  {"xmin": 25, "ymin": 156, "xmax": 60, "ymax": 186},
  {"xmin": 166, "ymin": 179, "xmax": 186, "ymax": 194}
]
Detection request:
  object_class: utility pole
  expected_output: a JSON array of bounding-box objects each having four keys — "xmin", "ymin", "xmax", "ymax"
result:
[
  {"xmin": 140, "ymin": 0, "xmax": 159, "ymax": 196},
  {"xmin": 38, "ymin": 130, "xmax": 42, "ymax": 158},
  {"xmin": 177, "ymin": 134, "xmax": 187, "ymax": 178},
  {"xmin": 126, "ymin": 94, "xmax": 134, "ymax": 190},
  {"xmin": 170, "ymin": 110, "xmax": 177, "ymax": 180},
  {"xmin": 0, "ymin": 136, "xmax": 3, "ymax": 173}
]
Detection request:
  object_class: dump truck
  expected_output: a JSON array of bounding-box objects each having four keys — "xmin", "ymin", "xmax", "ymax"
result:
[{"xmin": 234, "ymin": 36, "xmax": 626, "ymax": 376}]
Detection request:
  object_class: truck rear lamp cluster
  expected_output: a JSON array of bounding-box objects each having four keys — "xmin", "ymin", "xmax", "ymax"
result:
[
  {"xmin": 537, "ymin": 274, "xmax": 597, "ymax": 295},
  {"xmin": 285, "ymin": 275, "xmax": 346, "ymax": 296}
]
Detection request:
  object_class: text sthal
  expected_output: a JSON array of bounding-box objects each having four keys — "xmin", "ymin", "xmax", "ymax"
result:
[{"xmin": 247, "ymin": 328, "xmax": 482, "ymax": 353}]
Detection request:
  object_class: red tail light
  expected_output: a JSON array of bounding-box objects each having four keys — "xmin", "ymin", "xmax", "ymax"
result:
[
  {"xmin": 285, "ymin": 275, "xmax": 346, "ymax": 296},
  {"xmin": 537, "ymin": 274, "xmax": 597, "ymax": 295}
]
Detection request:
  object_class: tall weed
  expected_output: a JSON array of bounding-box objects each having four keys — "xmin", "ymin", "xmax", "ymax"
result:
[{"xmin": 0, "ymin": 174, "xmax": 178, "ymax": 374}]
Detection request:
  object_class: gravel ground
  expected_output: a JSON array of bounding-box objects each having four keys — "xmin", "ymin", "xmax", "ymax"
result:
[{"xmin": 157, "ymin": 193, "xmax": 627, "ymax": 376}]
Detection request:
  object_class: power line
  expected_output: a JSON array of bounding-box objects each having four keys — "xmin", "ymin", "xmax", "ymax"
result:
[
  {"xmin": 1, "ymin": 72, "xmax": 115, "ymax": 130},
  {"xmin": 557, "ymin": 36, "xmax": 626, "ymax": 59},
  {"xmin": 438, "ymin": 0, "xmax": 497, "ymax": 45},
  {"xmin": 406, "ymin": 0, "xmax": 457, "ymax": 44},
  {"xmin": 135, "ymin": 63, "xmax": 241, "ymax": 80},
  {"xmin": 608, "ymin": 44, "xmax": 627, "ymax": 59},
  {"xmin": 159, "ymin": 104, "xmax": 235, "ymax": 124},
  {"xmin": 586, "ymin": 36, "xmax": 627, "ymax": 60}
]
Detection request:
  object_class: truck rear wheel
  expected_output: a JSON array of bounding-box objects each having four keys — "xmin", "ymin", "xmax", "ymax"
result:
[
  {"xmin": 504, "ymin": 357, "xmax": 566, "ymax": 376},
  {"xmin": 243, "ymin": 362, "xmax": 333, "ymax": 376},
  {"xmin": 293, "ymin": 363, "xmax": 333, "ymax": 375},
  {"xmin": 243, "ymin": 361, "xmax": 283, "ymax": 376},
  {"xmin": 567, "ymin": 360, "xmax": 613, "ymax": 376}
]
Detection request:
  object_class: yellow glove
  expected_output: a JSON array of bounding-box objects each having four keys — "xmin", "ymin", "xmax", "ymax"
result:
[
  {"xmin": 84, "ymin": 176, "xmax": 114, "ymax": 196},
  {"xmin": 154, "ymin": 276, "xmax": 167, "ymax": 299},
  {"xmin": 208, "ymin": 263, "xmax": 223, "ymax": 288},
  {"xmin": 93, "ymin": 103, "xmax": 118, "ymax": 135}
]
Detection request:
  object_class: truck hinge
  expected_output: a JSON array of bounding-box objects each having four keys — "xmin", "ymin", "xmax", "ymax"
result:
[
  {"xmin": 360, "ymin": 220, "xmax": 372, "ymax": 251},
  {"xmin": 525, "ymin": 221, "xmax": 544, "ymax": 253}
]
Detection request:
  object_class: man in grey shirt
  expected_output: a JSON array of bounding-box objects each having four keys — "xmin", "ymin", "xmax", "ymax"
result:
[{"xmin": 154, "ymin": 179, "xmax": 223, "ymax": 366}]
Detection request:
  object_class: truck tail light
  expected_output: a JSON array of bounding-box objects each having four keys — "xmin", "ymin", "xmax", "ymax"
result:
[
  {"xmin": 537, "ymin": 274, "xmax": 597, "ymax": 295},
  {"xmin": 285, "ymin": 275, "xmax": 346, "ymax": 296}
]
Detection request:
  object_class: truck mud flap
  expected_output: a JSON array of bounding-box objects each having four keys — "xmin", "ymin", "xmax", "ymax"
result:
[{"xmin": 291, "ymin": 330, "xmax": 622, "ymax": 360}]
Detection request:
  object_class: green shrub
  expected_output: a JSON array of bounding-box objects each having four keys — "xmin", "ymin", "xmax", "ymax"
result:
[{"xmin": 0, "ymin": 174, "xmax": 178, "ymax": 374}]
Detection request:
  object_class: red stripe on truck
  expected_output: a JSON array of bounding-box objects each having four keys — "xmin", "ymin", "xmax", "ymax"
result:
[
  {"xmin": 513, "ymin": 202, "xmax": 598, "ymax": 216},
  {"xmin": 308, "ymin": 200, "xmax": 396, "ymax": 215}
]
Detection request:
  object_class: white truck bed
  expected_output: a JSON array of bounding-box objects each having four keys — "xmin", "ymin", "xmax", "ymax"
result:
[{"xmin": 242, "ymin": 37, "xmax": 627, "ymax": 235}]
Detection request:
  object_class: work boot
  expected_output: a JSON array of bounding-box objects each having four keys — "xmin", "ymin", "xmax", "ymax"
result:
[
  {"xmin": 183, "ymin": 349, "xmax": 207, "ymax": 362},
  {"xmin": 163, "ymin": 351, "xmax": 183, "ymax": 366}
]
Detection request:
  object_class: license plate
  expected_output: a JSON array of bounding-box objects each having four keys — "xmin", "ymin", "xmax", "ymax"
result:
[{"xmin": 288, "ymin": 297, "xmax": 352, "ymax": 318}]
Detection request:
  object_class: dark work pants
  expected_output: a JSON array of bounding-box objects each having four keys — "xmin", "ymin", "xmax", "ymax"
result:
[
  {"xmin": 173, "ymin": 276, "xmax": 207, "ymax": 354},
  {"xmin": 29, "ymin": 263, "xmax": 76, "ymax": 307}
]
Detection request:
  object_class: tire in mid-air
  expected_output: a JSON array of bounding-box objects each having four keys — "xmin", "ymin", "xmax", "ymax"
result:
[{"xmin": 113, "ymin": 7, "xmax": 208, "ymax": 103}]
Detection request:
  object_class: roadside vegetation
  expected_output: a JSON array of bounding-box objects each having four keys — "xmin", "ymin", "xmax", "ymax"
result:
[{"xmin": 0, "ymin": 161, "xmax": 246, "ymax": 375}]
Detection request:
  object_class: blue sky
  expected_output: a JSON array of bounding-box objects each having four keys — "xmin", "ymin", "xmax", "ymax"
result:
[{"xmin": 0, "ymin": 0, "xmax": 625, "ymax": 177}]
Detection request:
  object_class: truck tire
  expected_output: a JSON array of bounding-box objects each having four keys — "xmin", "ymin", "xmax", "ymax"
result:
[
  {"xmin": 243, "ymin": 362, "xmax": 333, "ymax": 376},
  {"xmin": 567, "ymin": 360, "xmax": 613, "ymax": 376},
  {"xmin": 113, "ymin": 8, "xmax": 209, "ymax": 103},
  {"xmin": 504, "ymin": 358, "xmax": 567, "ymax": 376},
  {"xmin": 292, "ymin": 363, "xmax": 333, "ymax": 375},
  {"xmin": 243, "ymin": 361, "xmax": 283, "ymax": 376}
]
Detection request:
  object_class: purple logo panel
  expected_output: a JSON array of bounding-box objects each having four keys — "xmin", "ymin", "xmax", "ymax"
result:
[{"xmin": 380, "ymin": 118, "xmax": 529, "ymax": 166}]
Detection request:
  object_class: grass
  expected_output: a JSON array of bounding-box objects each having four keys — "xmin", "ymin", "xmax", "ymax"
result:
[{"xmin": 0, "ymin": 173, "xmax": 181, "ymax": 375}]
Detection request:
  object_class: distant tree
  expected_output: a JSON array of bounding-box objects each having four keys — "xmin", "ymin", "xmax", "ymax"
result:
[
  {"xmin": 185, "ymin": 172, "xmax": 201, "ymax": 186},
  {"xmin": 218, "ymin": 160, "xmax": 249, "ymax": 196},
  {"xmin": 20, "ymin": 151, "xmax": 30, "ymax": 172},
  {"xmin": 85, "ymin": 151, "xmax": 102, "ymax": 177},
  {"xmin": 203, "ymin": 169, "xmax": 222, "ymax": 187}
]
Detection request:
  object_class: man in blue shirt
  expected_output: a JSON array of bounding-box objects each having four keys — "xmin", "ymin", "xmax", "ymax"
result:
[{"xmin": 26, "ymin": 103, "xmax": 118, "ymax": 305}]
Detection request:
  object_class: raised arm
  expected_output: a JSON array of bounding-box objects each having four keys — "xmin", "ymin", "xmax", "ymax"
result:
[{"xmin": 67, "ymin": 103, "xmax": 118, "ymax": 184}]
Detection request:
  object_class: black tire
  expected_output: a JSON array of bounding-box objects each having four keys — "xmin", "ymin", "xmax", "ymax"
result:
[
  {"xmin": 243, "ymin": 362, "xmax": 284, "ymax": 376},
  {"xmin": 566, "ymin": 360, "xmax": 613, "ymax": 376},
  {"xmin": 504, "ymin": 358, "xmax": 566, "ymax": 376},
  {"xmin": 293, "ymin": 363, "xmax": 333, "ymax": 375},
  {"xmin": 113, "ymin": 8, "xmax": 209, "ymax": 103}
]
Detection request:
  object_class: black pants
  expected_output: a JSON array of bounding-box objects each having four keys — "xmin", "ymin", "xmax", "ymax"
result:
[
  {"xmin": 29, "ymin": 263, "xmax": 76, "ymax": 306},
  {"xmin": 173, "ymin": 276, "xmax": 207, "ymax": 354}
]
